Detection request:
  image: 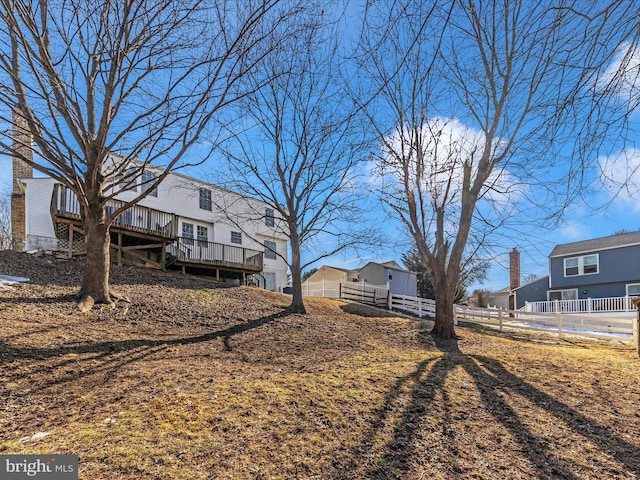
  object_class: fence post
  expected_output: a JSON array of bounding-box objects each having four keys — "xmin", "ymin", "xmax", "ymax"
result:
[
  {"xmin": 633, "ymin": 297, "xmax": 640, "ymax": 356},
  {"xmin": 557, "ymin": 312, "xmax": 563, "ymax": 340},
  {"xmin": 498, "ymin": 309, "xmax": 503, "ymax": 332},
  {"xmin": 633, "ymin": 313, "xmax": 638, "ymax": 355},
  {"xmin": 626, "ymin": 295, "xmax": 630, "ymax": 312},
  {"xmin": 587, "ymin": 298, "xmax": 592, "ymax": 313},
  {"xmin": 387, "ymin": 291, "xmax": 392, "ymax": 310}
]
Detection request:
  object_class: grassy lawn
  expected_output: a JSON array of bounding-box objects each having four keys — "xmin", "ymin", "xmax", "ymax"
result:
[{"xmin": 1, "ymin": 256, "xmax": 639, "ymax": 479}]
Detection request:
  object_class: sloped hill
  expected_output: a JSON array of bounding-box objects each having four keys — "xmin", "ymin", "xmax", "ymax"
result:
[{"xmin": 1, "ymin": 251, "xmax": 639, "ymax": 479}]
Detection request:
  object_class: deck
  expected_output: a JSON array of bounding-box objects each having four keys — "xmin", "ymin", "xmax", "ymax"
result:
[{"xmin": 51, "ymin": 184, "xmax": 263, "ymax": 273}]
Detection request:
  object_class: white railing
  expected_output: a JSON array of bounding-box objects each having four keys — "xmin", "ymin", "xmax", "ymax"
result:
[
  {"xmin": 302, "ymin": 280, "xmax": 342, "ymax": 298},
  {"xmin": 525, "ymin": 296, "xmax": 637, "ymax": 313},
  {"xmin": 389, "ymin": 294, "xmax": 436, "ymax": 318},
  {"xmin": 169, "ymin": 237, "xmax": 263, "ymax": 271},
  {"xmin": 302, "ymin": 280, "xmax": 389, "ymax": 301}
]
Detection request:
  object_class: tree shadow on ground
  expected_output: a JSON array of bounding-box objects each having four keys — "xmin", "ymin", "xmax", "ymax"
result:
[
  {"xmin": 1, "ymin": 309, "xmax": 291, "ymax": 397},
  {"xmin": 339, "ymin": 303, "xmax": 401, "ymax": 318},
  {"xmin": 335, "ymin": 334, "xmax": 640, "ymax": 479}
]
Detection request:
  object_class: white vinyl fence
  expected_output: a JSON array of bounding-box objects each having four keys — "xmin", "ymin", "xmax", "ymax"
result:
[
  {"xmin": 302, "ymin": 280, "xmax": 342, "ymax": 299},
  {"xmin": 389, "ymin": 294, "xmax": 436, "ymax": 317},
  {"xmin": 456, "ymin": 304, "xmax": 635, "ymax": 344},
  {"xmin": 387, "ymin": 293, "xmax": 636, "ymax": 345},
  {"xmin": 302, "ymin": 280, "xmax": 390, "ymax": 307},
  {"xmin": 305, "ymin": 285, "xmax": 637, "ymax": 346}
]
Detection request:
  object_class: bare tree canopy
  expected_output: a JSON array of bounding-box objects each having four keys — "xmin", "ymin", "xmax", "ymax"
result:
[
  {"xmin": 359, "ymin": 0, "xmax": 640, "ymax": 338},
  {"xmin": 0, "ymin": 0, "xmax": 293, "ymax": 309},
  {"xmin": 214, "ymin": 3, "xmax": 373, "ymax": 313}
]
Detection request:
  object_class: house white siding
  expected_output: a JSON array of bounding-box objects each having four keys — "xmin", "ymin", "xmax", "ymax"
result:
[
  {"xmin": 23, "ymin": 178, "xmax": 58, "ymax": 251},
  {"xmin": 20, "ymin": 164, "xmax": 289, "ymax": 292}
]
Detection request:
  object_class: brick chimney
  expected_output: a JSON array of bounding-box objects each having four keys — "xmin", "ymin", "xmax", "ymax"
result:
[
  {"xmin": 11, "ymin": 108, "xmax": 33, "ymax": 251},
  {"xmin": 508, "ymin": 247, "xmax": 520, "ymax": 310},
  {"xmin": 509, "ymin": 247, "xmax": 520, "ymax": 290}
]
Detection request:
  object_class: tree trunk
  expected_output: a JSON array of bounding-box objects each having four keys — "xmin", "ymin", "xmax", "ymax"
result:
[
  {"xmin": 288, "ymin": 235, "xmax": 306, "ymax": 314},
  {"xmin": 431, "ymin": 284, "xmax": 458, "ymax": 339},
  {"xmin": 79, "ymin": 206, "xmax": 112, "ymax": 311}
]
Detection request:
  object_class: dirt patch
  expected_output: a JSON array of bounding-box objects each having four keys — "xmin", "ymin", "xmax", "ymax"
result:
[{"xmin": 1, "ymin": 251, "xmax": 639, "ymax": 479}]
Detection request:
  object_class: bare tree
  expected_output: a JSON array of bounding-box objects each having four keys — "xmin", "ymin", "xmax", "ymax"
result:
[
  {"xmin": 215, "ymin": 4, "xmax": 372, "ymax": 313},
  {"xmin": 0, "ymin": 0, "xmax": 293, "ymax": 310},
  {"xmin": 359, "ymin": 1, "xmax": 640, "ymax": 338},
  {"xmin": 0, "ymin": 188, "xmax": 10, "ymax": 250}
]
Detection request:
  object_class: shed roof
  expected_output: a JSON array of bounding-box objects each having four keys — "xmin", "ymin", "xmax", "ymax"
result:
[{"xmin": 549, "ymin": 231, "xmax": 640, "ymax": 258}]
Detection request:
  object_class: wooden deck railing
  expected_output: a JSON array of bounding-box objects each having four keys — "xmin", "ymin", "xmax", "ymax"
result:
[
  {"xmin": 52, "ymin": 184, "xmax": 263, "ymax": 272},
  {"xmin": 52, "ymin": 184, "xmax": 177, "ymax": 239},
  {"xmin": 169, "ymin": 237, "xmax": 263, "ymax": 272}
]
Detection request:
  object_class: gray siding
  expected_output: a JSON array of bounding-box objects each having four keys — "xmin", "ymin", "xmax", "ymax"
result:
[
  {"xmin": 514, "ymin": 276, "xmax": 549, "ymax": 309},
  {"xmin": 550, "ymin": 244, "xmax": 640, "ymax": 292}
]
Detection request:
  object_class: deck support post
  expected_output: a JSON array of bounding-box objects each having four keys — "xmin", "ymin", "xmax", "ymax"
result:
[{"xmin": 117, "ymin": 232, "xmax": 123, "ymax": 266}]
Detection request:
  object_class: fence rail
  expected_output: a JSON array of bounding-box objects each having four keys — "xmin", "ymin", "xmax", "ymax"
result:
[
  {"xmin": 525, "ymin": 296, "xmax": 637, "ymax": 313},
  {"xmin": 455, "ymin": 304, "xmax": 635, "ymax": 344},
  {"xmin": 302, "ymin": 282, "xmax": 636, "ymax": 344},
  {"xmin": 389, "ymin": 294, "xmax": 436, "ymax": 318},
  {"xmin": 339, "ymin": 282, "xmax": 389, "ymax": 307}
]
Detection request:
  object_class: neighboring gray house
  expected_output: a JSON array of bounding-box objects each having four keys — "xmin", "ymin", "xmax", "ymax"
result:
[
  {"xmin": 358, "ymin": 261, "xmax": 418, "ymax": 296},
  {"xmin": 547, "ymin": 231, "xmax": 640, "ymax": 300},
  {"xmin": 302, "ymin": 260, "xmax": 417, "ymax": 298},
  {"xmin": 514, "ymin": 231, "xmax": 640, "ymax": 309},
  {"xmin": 513, "ymin": 275, "xmax": 550, "ymax": 310}
]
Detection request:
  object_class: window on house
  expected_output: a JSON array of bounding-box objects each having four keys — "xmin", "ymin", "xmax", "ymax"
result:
[
  {"xmin": 583, "ymin": 255, "xmax": 598, "ymax": 274},
  {"xmin": 264, "ymin": 240, "xmax": 277, "ymax": 260},
  {"xmin": 200, "ymin": 188, "xmax": 212, "ymax": 211},
  {"xmin": 120, "ymin": 167, "xmax": 138, "ymax": 192},
  {"xmin": 141, "ymin": 170, "xmax": 158, "ymax": 197},
  {"xmin": 564, "ymin": 258, "xmax": 579, "ymax": 276},
  {"xmin": 265, "ymin": 208, "xmax": 275, "ymax": 227},
  {"xmin": 548, "ymin": 289, "xmax": 578, "ymax": 301},
  {"xmin": 564, "ymin": 254, "xmax": 598, "ymax": 276},
  {"xmin": 626, "ymin": 283, "xmax": 640, "ymax": 296},
  {"xmin": 182, "ymin": 222, "xmax": 194, "ymax": 245},
  {"xmin": 231, "ymin": 231, "xmax": 242, "ymax": 245},
  {"xmin": 388, "ymin": 273, "xmax": 393, "ymax": 281},
  {"xmin": 197, "ymin": 225, "xmax": 208, "ymax": 244}
]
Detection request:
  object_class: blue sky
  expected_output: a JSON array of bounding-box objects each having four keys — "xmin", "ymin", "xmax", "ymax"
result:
[{"xmin": 4, "ymin": 2, "xmax": 640, "ymax": 295}]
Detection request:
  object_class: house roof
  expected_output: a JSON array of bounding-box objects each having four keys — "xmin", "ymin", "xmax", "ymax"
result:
[
  {"xmin": 549, "ymin": 231, "xmax": 640, "ymax": 258},
  {"xmin": 318, "ymin": 265, "xmax": 355, "ymax": 274},
  {"xmin": 358, "ymin": 260, "xmax": 415, "ymax": 274},
  {"xmin": 513, "ymin": 275, "xmax": 549, "ymax": 291}
]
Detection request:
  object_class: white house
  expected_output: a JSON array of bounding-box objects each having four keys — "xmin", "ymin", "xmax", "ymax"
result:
[{"xmin": 12, "ymin": 158, "xmax": 289, "ymax": 292}]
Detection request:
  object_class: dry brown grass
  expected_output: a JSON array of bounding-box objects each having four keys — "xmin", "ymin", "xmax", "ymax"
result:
[{"xmin": 1, "ymin": 252, "xmax": 639, "ymax": 479}]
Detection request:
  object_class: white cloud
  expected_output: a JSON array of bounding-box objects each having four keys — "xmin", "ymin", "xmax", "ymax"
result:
[
  {"xmin": 557, "ymin": 221, "xmax": 591, "ymax": 242},
  {"xmin": 598, "ymin": 147, "xmax": 640, "ymax": 212},
  {"xmin": 598, "ymin": 41, "xmax": 640, "ymax": 102},
  {"xmin": 372, "ymin": 116, "xmax": 522, "ymax": 214}
]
